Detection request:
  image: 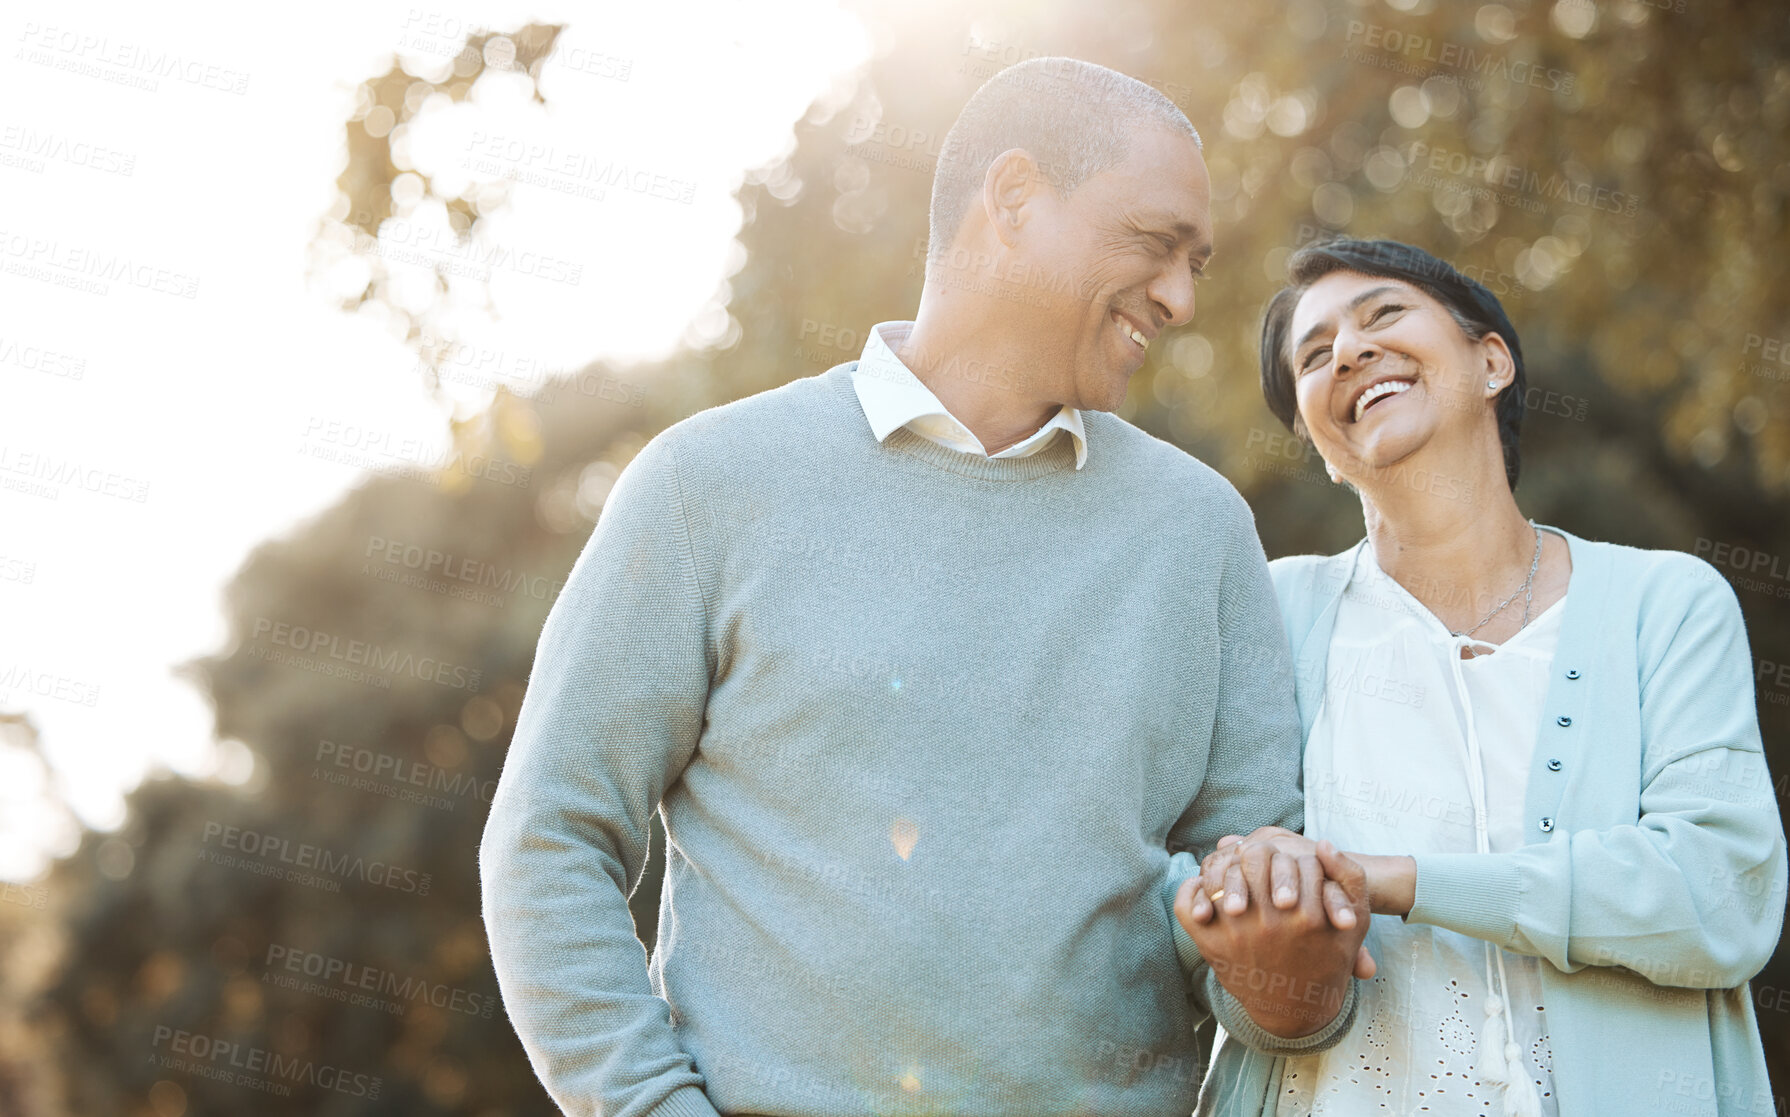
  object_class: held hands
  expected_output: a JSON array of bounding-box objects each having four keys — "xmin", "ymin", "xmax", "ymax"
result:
[
  {"xmin": 1189, "ymin": 828, "xmax": 1363, "ymax": 931},
  {"xmin": 1172, "ymin": 828, "xmax": 1375, "ymax": 1038},
  {"xmin": 1187, "ymin": 827, "xmax": 1418, "ymax": 925}
]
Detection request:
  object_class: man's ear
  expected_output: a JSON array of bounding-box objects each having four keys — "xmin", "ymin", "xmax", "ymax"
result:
[{"xmin": 982, "ymin": 148, "xmax": 1043, "ymax": 247}]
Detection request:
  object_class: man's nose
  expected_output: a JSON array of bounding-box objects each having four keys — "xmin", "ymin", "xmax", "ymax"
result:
[{"xmin": 1150, "ymin": 270, "xmax": 1197, "ymax": 328}]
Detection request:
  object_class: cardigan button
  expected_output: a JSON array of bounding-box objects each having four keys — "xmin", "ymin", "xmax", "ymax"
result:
[
  {"xmin": 1556, "ymin": 715, "xmax": 1572, "ymax": 727},
  {"xmin": 1547, "ymin": 758, "xmax": 1562, "ymax": 771},
  {"xmin": 1565, "ymin": 669, "xmax": 1581, "ymax": 680},
  {"xmin": 1539, "ymin": 817, "xmax": 1555, "ymax": 833}
]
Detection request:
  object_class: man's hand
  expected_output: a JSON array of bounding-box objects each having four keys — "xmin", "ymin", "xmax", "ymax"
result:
[{"xmin": 1173, "ymin": 839, "xmax": 1373, "ymax": 1038}]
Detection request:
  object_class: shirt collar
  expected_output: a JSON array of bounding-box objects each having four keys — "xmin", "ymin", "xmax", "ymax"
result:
[{"xmin": 850, "ymin": 320, "xmax": 1088, "ymax": 469}]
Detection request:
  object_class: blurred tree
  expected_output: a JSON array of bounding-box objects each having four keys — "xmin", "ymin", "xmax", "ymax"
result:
[
  {"xmin": 0, "ymin": 715, "xmax": 69, "ymax": 1117},
  {"xmin": 23, "ymin": 0, "xmax": 1790, "ymax": 1113}
]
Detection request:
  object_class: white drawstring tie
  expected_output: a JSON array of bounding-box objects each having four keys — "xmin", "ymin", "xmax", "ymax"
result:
[{"xmin": 1447, "ymin": 633, "xmax": 1543, "ymax": 1117}]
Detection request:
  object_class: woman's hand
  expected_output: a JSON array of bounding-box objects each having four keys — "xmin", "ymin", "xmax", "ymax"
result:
[
  {"xmin": 1185, "ymin": 826, "xmax": 1418, "ymax": 919},
  {"xmin": 1186, "ymin": 827, "xmax": 1357, "ymax": 925}
]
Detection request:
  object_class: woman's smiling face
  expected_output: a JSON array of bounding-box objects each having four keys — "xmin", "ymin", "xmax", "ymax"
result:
[{"xmin": 1285, "ymin": 269, "xmax": 1511, "ymax": 482}]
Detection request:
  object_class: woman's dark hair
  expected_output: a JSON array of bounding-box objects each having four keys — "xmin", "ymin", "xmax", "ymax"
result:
[{"xmin": 1259, "ymin": 237, "xmax": 1528, "ymax": 490}]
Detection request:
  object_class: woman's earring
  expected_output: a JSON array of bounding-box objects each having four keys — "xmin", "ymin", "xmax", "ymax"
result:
[
  {"xmin": 1325, "ymin": 464, "xmax": 1340, "ymax": 483},
  {"xmin": 1486, "ymin": 379, "xmax": 1499, "ymax": 390}
]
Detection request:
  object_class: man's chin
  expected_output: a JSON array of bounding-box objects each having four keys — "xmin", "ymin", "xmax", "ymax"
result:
[
  {"xmin": 1077, "ymin": 389, "xmax": 1120, "ymax": 415},
  {"xmin": 1092, "ymin": 374, "xmax": 1132, "ymax": 414}
]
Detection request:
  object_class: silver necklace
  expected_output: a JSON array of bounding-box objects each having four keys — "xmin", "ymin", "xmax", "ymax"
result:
[{"xmin": 1451, "ymin": 521, "xmax": 1543, "ymax": 638}]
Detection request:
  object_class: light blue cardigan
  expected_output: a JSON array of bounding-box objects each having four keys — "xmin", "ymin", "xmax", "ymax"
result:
[{"xmin": 1199, "ymin": 527, "xmax": 1788, "ymax": 1117}]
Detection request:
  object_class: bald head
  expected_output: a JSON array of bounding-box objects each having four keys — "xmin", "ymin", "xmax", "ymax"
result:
[{"xmin": 926, "ymin": 57, "xmax": 1202, "ymax": 261}]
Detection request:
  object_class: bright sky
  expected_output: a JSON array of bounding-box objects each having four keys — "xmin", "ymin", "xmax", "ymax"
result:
[{"xmin": 0, "ymin": 0, "xmax": 870, "ymax": 880}]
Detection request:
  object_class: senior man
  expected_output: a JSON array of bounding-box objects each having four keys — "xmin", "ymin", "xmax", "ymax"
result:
[{"xmin": 481, "ymin": 56, "xmax": 1368, "ymax": 1117}]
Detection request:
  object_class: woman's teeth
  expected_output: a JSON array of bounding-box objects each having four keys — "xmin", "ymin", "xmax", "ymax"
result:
[{"xmin": 1354, "ymin": 379, "xmax": 1413, "ymax": 422}]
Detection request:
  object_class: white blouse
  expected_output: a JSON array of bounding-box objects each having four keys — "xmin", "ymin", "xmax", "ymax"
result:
[{"xmin": 1278, "ymin": 543, "xmax": 1566, "ymax": 1116}]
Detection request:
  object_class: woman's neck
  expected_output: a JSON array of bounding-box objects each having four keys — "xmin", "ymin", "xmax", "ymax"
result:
[{"xmin": 1359, "ymin": 464, "xmax": 1539, "ymax": 636}]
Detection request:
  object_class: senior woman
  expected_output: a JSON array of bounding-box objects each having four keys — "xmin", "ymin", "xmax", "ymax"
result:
[{"xmin": 1177, "ymin": 238, "xmax": 1786, "ymax": 1117}]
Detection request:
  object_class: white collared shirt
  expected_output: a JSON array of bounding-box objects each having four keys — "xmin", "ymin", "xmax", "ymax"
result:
[{"xmin": 849, "ymin": 320, "xmax": 1087, "ymax": 468}]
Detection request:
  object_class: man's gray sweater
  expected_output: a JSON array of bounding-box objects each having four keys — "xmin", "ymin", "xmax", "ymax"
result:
[{"xmin": 479, "ymin": 362, "xmax": 1351, "ymax": 1117}]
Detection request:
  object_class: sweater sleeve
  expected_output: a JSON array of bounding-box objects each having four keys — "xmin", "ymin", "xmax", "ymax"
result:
[
  {"xmin": 479, "ymin": 432, "xmax": 723, "ymax": 1117},
  {"xmin": 1160, "ymin": 494, "xmax": 1356, "ymax": 1054},
  {"xmin": 1406, "ymin": 557, "xmax": 1788, "ymax": 989}
]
